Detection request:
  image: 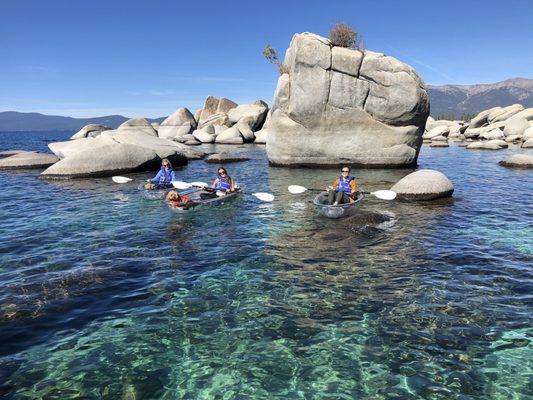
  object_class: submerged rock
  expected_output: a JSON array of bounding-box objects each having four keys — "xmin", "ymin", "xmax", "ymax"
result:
[
  {"xmin": 499, "ymin": 154, "xmax": 533, "ymax": 168},
  {"xmin": 262, "ymin": 32, "xmax": 429, "ymax": 167},
  {"xmin": 391, "ymin": 169, "xmax": 454, "ymax": 201},
  {"xmin": 0, "ymin": 151, "xmax": 59, "ymax": 170},
  {"xmin": 430, "ymin": 141, "xmax": 449, "ymax": 147}
]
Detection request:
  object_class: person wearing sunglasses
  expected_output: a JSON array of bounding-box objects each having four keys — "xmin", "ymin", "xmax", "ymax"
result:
[
  {"xmin": 145, "ymin": 158, "xmax": 176, "ymax": 189},
  {"xmin": 327, "ymin": 166, "xmax": 358, "ymax": 205},
  {"xmin": 200, "ymin": 166, "xmax": 235, "ymax": 199}
]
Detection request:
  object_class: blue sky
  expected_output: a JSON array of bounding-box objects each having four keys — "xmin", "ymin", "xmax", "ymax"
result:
[{"xmin": 1, "ymin": 0, "xmax": 532, "ymax": 118}]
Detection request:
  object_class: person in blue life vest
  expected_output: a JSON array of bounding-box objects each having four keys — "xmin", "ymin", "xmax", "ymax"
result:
[
  {"xmin": 327, "ymin": 166, "xmax": 358, "ymax": 205},
  {"xmin": 145, "ymin": 158, "xmax": 176, "ymax": 189},
  {"xmin": 200, "ymin": 166, "xmax": 235, "ymax": 199}
]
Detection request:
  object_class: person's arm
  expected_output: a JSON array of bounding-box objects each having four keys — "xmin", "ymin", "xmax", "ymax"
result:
[
  {"xmin": 150, "ymin": 170, "xmax": 162, "ymax": 182},
  {"xmin": 330, "ymin": 178, "xmax": 339, "ymax": 190},
  {"xmin": 170, "ymin": 170, "xmax": 177, "ymax": 182},
  {"xmin": 229, "ymin": 177, "xmax": 235, "ymax": 192}
]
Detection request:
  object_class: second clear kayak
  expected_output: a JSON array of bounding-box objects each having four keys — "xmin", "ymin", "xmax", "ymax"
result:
[
  {"xmin": 312, "ymin": 191, "xmax": 364, "ymax": 219},
  {"xmin": 167, "ymin": 188, "xmax": 243, "ymax": 213}
]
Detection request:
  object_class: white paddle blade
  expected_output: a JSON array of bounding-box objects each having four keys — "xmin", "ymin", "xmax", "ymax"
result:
[
  {"xmin": 190, "ymin": 181, "xmax": 209, "ymax": 187},
  {"xmin": 112, "ymin": 176, "xmax": 132, "ymax": 184},
  {"xmin": 371, "ymin": 190, "xmax": 397, "ymax": 200},
  {"xmin": 288, "ymin": 185, "xmax": 307, "ymax": 194},
  {"xmin": 171, "ymin": 181, "xmax": 192, "ymax": 189},
  {"xmin": 252, "ymin": 192, "xmax": 275, "ymax": 202}
]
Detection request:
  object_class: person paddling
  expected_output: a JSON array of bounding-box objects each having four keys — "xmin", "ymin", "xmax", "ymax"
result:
[
  {"xmin": 200, "ymin": 167, "xmax": 235, "ymax": 199},
  {"xmin": 327, "ymin": 166, "xmax": 358, "ymax": 205},
  {"xmin": 146, "ymin": 159, "xmax": 176, "ymax": 189}
]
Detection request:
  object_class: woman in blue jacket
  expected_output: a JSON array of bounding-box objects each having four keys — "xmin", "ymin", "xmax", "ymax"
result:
[{"xmin": 146, "ymin": 159, "xmax": 176, "ymax": 189}]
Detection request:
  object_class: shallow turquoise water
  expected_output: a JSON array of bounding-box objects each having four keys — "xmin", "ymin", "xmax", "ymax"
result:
[{"xmin": 0, "ymin": 132, "xmax": 532, "ymax": 399}]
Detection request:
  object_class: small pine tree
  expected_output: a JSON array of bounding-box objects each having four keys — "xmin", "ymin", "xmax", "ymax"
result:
[{"xmin": 262, "ymin": 43, "xmax": 285, "ymax": 75}]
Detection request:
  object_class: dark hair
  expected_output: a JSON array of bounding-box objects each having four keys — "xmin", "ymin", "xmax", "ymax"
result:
[
  {"xmin": 218, "ymin": 166, "xmax": 228, "ymax": 175},
  {"xmin": 342, "ymin": 166, "xmax": 351, "ymax": 172}
]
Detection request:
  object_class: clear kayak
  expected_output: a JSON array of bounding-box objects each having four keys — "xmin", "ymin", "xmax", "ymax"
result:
[
  {"xmin": 312, "ymin": 191, "xmax": 364, "ymax": 219},
  {"xmin": 137, "ymin": 183, "xmax": 173, "ymax": 200},
  {"xmin": 167, "ymin": 188, "xmax": 242, "ymax": 213}
]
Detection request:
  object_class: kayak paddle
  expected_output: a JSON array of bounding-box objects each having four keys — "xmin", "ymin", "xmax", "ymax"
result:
[
  {"xmin": 252, "ymin": 192, "xmax": 275, "ymax": 202},
  {"xmin": 171, "ymin": 181, "xmax": 209, "ymax": 189},
  {"xmin": 172, "ymin": 181, "xmax": 275, "ymax": 202},
  {"xmin": 288, "ymin": 185, "xmax": 396, "ymax": 200},
  {"xmin": 112, "ymin": 176, "xmax": 133, "ymax": 183}
]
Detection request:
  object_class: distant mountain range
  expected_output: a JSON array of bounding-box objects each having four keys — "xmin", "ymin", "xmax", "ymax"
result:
[
  {"xmin": 428, "ymin": 77, "xmax": 533, "ymax": 118},
  {"xmin": 1, "ymin": 77, "xmax": 532, "ymax": 130},
  {"xmin": 0, "ymin": 111, "xmax": 165, "ymax": 132}
]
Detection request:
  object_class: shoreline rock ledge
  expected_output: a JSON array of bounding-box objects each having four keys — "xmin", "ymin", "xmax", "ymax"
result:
[{"xmin": 260, "ymin": 32, "xmax": 429, "ymax": 167}]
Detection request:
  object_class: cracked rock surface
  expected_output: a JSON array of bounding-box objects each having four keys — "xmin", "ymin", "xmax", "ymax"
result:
[{"xmin": 261, "ymin": 32, "xmax": 430, "ymax": 167}]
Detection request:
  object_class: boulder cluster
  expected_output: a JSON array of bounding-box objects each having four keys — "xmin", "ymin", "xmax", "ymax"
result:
[
  {"xmin": 159, "ymin": 96, "xmax": 269, "ymax": 145},
  {"xmin": 423, "ymin": 104, "xmax": 533, "ymax": 150},
  {"xmin": 0, "ymin": 97, "xmax": 269, "ymax": 178}
]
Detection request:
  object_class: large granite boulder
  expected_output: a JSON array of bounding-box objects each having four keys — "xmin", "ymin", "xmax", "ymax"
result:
[
  {"xmin": 262, "ymin": 32, "xmax": 429, "ymax": 167},
  {"xmin": 423, "ymin": 126, "xmax": 450, "ymax": 140},
  {"xmin": 479, "ymin": 129, "xmax": 503, "ymax": 140},
  {"xmin": 488, "ymin": 104, "xmax": 524, "ymax": 123},
  {"xmin": 523, "ymin": 126, "xmax": 533, "ymax": 140},
  {"xmin": 391, "ymin": 169, "xmax": 454, "ymax": 201},
  {"xmin": 70, "ymin": 124, "xmax": 111, "ymax": 139},
  {"xmin": 40, "ymin": 144, "xmax": 162, "ymax": 179},
  {"xmin": 112, "ymin": 129, "xmax": 201, "ymax": 160},
  {"xmin": 197, "ymin": 96, "xmax": 238, "ymax": 128},
  {"xmin": 0, "ymin": 150, "xmax": 26, "ymax": 158},
  {"xmin": 228, "ymin": 101, "xmax": 269, "ymax": 130},
  {"xmin": 48, "ymin": 135, "xmax": 117, "ymax": 159},
  {"xmin": 522, "ymin": 139, "xmax": 533, "ymax": 148},
  {"xmin": 215, "ymin": 126, "xmax": 243, "ymax": 144},
  {"xmin": 192, "ymin": 129, "xmax": 215, "ymax": 143},
  {"xmin": 157, "ymin": 108, "xmax": 197, "ymax": 139},
  {"xmin": 117, "ymin": 118, "xmax": 157, "ymax": 136},
  {"xmin": 0, "ymin": 151, "xmax": 59, "ymax": 170}
]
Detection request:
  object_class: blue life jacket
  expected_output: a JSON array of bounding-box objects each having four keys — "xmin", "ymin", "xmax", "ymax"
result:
[
  {"xmin": 336, "ymin": 175, "xmax": 355, "ymax": 193},
  {"xmin": 157, "ymin": 167, "xmax": 174, "ymax": 186},
  {"xmin": 215, "ymin": 176, "xmax": 231, "ymax": 191}
]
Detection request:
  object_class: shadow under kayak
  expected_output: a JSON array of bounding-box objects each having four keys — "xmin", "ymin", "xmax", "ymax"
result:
[
  {"xmin": 168, "ymin": 188, "xmax": 243, "ymax": 213},
  {"xmin": 313, "ymin": 192, "xmax": 364, "ymax": 219}
]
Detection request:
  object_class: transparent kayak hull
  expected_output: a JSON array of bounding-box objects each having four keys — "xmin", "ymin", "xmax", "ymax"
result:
[
  {"xmin": 312, "ymin": 192, "xmax": 364, "ymax": 219},
  {"xmin": 168, "ymin": 188, "xmax": 242, "ymax": 213},
  {"xmin": 137, "ymin": 183, "xmax": 172, "ymax": 200}
]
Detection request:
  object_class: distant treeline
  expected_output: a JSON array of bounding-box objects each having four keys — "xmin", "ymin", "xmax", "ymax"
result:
[{"xmin": 434, "ymin": 112, "xmax": 478, "ymax": 122}]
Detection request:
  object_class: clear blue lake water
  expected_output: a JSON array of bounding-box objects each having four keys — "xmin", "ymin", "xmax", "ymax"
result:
[{"xmin": 0, "ymin": 131, "xmax": 531, "ymax": 399}]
